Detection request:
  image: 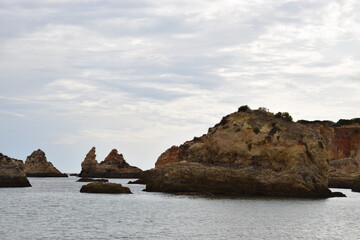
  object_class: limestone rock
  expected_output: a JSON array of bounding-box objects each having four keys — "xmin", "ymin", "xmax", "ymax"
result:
[
  {"xmin": 24, "ymin": 149, "xmax": 67, "ymax": 177},
  {"xmin": 143, "ymin": 107, "xmax": 341, "ymax": 198},
  {"xmin": 0, "ymin": 153, "xmax": 31, "ymax": 187},
  {"xmin": 80, "ymin": 182, "xmax": 132, "ymax": 194},
  {"xmin": 300, "ymin": 122, "xmax": 360, "ymax": 189},
  {"xmin": 79, "ymin": 147, "xmax": 142, "ymax": 178}
]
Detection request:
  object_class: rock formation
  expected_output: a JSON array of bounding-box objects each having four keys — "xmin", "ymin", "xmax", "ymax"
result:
[
  {"xmin": 79, "ymin": 147, "xmax": 142, "ymax": 178},
  {"xmin": 351, "ymin": 175, "xmax": 360, "ymax": 192},
  {"xmin": 76, "ymin": 177, "xmax": 108, "ymax": 182},
  {"xmin": 24, "ymin": 149, "xmax": 68, "ymax": 177},
  {"xmin": 141, "ymin": 107, "xmax": 343, "ymax": 198},
  {"xmin": 298, "ymin": 121, "xmax": 360, "ymax": 188},
  {"xmin": 80, "ymin": 182, "xmax": 132, "ymax": 194},
  {"xmin": 0, "ymin": 153, "xmax": 31, "ymax": 187}
]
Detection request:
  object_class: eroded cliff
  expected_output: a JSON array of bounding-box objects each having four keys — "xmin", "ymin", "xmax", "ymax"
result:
[{"xmin": 143, "ymin": 107, "xmax": 342, "ymax": 198}]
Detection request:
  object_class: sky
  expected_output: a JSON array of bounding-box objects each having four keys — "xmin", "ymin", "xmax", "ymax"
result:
[{"xmin": 1, "ymin": 0, "xmax": 360, "ymax": 172}]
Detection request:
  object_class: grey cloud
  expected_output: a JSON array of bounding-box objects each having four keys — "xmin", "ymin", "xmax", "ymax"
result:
[{"xmin": 1, "ymin": 0, "xmax": 360, "ymax": 171}]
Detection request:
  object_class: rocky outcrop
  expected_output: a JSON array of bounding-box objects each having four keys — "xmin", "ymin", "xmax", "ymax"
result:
[
  {"xmin": 142, "ymin": 107, "xmax": 342, "ymax": 198},
  {"xmin": 80, "ymin": 182, "xmax": 132, "ymax": 194},
  {"xmin": 24, "ymin": 149, "xmax": 68, "ymax": 177},
  {"xmin": 79, "ymin": 147, "xmax": 142, "ymax": 178},
  {"xmin": 298, "ymin": 122, "xmax": 360, "ymax": 188},
  {"xmin": 0, "ymin": 153, "xmax": 31, "ymax": 187}
]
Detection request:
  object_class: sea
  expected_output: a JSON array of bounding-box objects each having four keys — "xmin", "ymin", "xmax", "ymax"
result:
[{"xmin": 0, "ymin": 177, "xmax": 359, "ymax": 240}]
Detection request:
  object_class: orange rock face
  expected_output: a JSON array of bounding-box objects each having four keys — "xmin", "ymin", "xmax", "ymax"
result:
[
  {"xmin": 288, "ymin": 123, "xmax": 360, "ymax": 188},
  {"xmin": 155, "ymin": 146, "xmax": 180, "ymax": 169},
  {"xmin": 332, "ymin": 126, "xmax": 360, "ymax": 159}
]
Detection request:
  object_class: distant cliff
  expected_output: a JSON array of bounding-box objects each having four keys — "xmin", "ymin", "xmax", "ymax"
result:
[
  {"xmin": 143, "ymin": 107, "xmax": 344, "ymax": 198},
  {"xmin": 0, "ymin": 153, "xmax": 31, "ymax": 187},
  {"xmin": 79, "ymin": 147, "xmax": 142, "ymax": 178},
  {"xmin": 24, "ymin": 149, "xmax": 67, "ymax": 177},
  {"xmin": 298, "ymin": 121, "xmax": 360, "ymax": 188}
]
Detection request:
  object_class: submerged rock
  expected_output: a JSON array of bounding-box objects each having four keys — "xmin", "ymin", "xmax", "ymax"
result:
[
  {"xmin": 79, "ymin": 147, "xmax": 142, "ymax": 178},
  {"xmin": 142, "ymin": 107, "xmax": 342, "ymax": 198},
  {"xmin": 24, "ymin": 149, "xmax": 67, "ymax": 177},
  {"xmin": 80, "ymin": 182, "xmax": 132, "ymax": 194},
  {"xmin": 0, "ymin": 153, "xmax": 31, "ymax": 187},
  {"xmin": 76, "ymin": 177, "xmax": 108, "ymax": 182}
]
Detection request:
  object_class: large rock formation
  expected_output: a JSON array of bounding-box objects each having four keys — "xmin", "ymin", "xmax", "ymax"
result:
[
  {"xmin": 79, "ymin": 147, "xmax": 142, "ymax": 178},
  {"xmin": 142, "ymin": 107, "xmax": 343, "ymax": 198},
  {"xmin": 24, "ymin": 149, "xmax": 68, "ymax": 177},
  {"xmin": 298, "ymin": 121, "xmax": 360, "ymax": 188},
  {"xmin": 0, "ymin": 153, "xmax": 31, "ymax": 187}
]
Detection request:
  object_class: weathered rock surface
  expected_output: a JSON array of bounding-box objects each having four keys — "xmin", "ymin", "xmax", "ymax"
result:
[
  {"xmin": 80, "ymin": 182, "xmax": 132, "ymax": 194},
  {"xmin": 328, "ymin": 127, "xmax": 360, "ymax": 188},
  {"xmin": 0, "ymin": 153, "xmax": 31, "ymax": 187},
  {"xmin": 142, "ymin": 107, "xmax": 342, "ymax": 198},
  {"xmin": 76, "ymin": 177, "xmax": 109, "ymax": 182},
  {"xmin": 79, "ymin": 147, "xmax": 142, "ymax": 178},
  {"xmin": 24, "ymin": 149, "xmax": 67, "ymax": 177},
  {"xmin": 299, "ymin": 122, "xmax": 360, "ymax": 188}
]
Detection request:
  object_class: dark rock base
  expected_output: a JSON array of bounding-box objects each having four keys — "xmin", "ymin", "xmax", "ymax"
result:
[
  {"xmin": 328, "ymin": 177, "xmax": 354, "ymax": 189},
  {"xmin": 78, "ymin": 172, "xmax": 142, "ymax": 179},
  {"xmin": 143, "ymin": 163, "xmax": 342, "ymax": 198},
  {"xmin": 80, "ymin": 182, "xmax": 132, "ymax": 194},
  {"xmin": 26, "ymin": 172, "xmax": 68, "ymax": 177},
  {"xmin": 77, "ymin": 177, "xmax": 108, "ymax": 182},
  {"xmin": 0, "ymin": 176, "xmax": 32, "ymax": 188}
]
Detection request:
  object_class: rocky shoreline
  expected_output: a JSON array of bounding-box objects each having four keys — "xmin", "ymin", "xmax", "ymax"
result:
[{"xmin": 2, "ymin": 106, "xmax": 360, "ymax": 198}]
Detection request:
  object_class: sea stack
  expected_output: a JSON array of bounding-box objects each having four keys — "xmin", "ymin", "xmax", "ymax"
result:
[
  {"xmin": 0, "ymin": 153, "xmax": 31, "ymax": 187},
  {"xmin": 24, "ymin": 149, "xmax": 67, "ymax": 177},
  {"xmin": 141, "ymin": 106, "xmax": 342, "ymax": 198},
  {"xmin": 79, "ymin": 147, "xmax": 142, "ymax": 178}
]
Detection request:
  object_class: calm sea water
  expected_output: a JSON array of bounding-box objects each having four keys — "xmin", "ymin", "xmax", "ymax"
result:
[{"xmin": 0, "ymin": 177, "xmax": 359, "ymax": 240}]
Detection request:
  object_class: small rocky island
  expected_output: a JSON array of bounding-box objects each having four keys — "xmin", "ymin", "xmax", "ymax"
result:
[
  {"xmin": 80, "ymin": 182, "xmax": 132, "ymax": 194},
  {"xmin": 138, "ymin": 106, "xmax": 345, "ymax": 198},
  {"xmin": 79, "ymin": 147, "xmax": 142, "ymax": 178},
  {"xmin": 0, "ymin": 153, "xmax": 31, "ymax": 187},
  {"xmin": 24, "ymin": 149, "xmax": 68, "ymax": 177}
]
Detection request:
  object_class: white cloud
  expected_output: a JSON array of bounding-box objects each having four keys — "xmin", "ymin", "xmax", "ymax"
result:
[{"xmin": 1, "ymin": 0, "xmax": 360, "ymax": 171}]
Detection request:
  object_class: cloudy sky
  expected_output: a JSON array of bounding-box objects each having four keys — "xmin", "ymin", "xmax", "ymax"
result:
[{"xmin": 1, "ymin": 0, "xmax": 359, "ymax": 172}]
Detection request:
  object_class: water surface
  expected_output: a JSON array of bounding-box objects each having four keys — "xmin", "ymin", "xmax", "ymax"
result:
[{"xmin": 0, "ymin": 177, "xmax": 359, "ymax": 239}]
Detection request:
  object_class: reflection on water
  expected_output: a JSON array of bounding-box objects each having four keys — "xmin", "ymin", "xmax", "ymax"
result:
[{"xmin": 0, "ymin": 177, "xmax": 358, "ymax": 239}]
